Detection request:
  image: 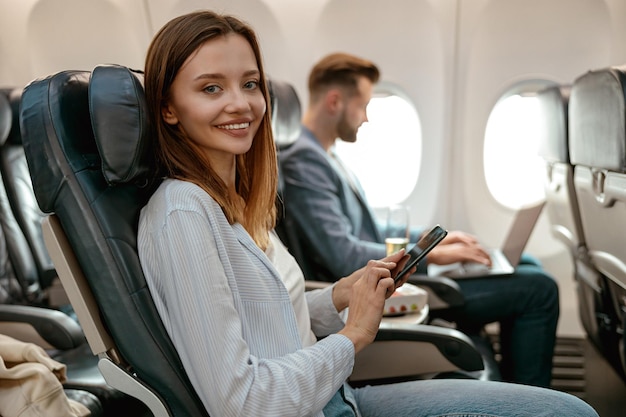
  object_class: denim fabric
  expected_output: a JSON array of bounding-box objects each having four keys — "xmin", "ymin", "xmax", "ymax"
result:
[
  {"xmin": 323, "ymin": 384, "xmax": 358, "ymax": 417},
  {"xmin": 350, "ymin": 379, "xmax": 598, "ymax": 417},
  {"xmin": 430, "ymin": 254, "xmax": 559, "ymax": 387}
]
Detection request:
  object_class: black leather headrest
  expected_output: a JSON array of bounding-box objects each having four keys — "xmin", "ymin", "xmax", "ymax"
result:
[
  {"xmin": 0, "ymin": 88, "xmax": 24, "ymax": 146},
  {"xmin": 89, "ymin": 64, "xmax": 151, "ymax": 185},
  {"xmin": 536, "ymin": 85, "xmax": 570, "ymax": 164},
  {"xmin": 570, "ymin": 65, "xmax": 626, "ymax": 170},
  {"xmin": 268, "ymin": 78, "xmax": 301, "ymax": 148},
  {"xmin": 0, "ymin": 93, "xmax": 10, "ymax": 146}
]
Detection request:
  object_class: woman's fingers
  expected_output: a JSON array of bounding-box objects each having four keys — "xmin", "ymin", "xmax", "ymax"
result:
[{"xmin": 340, "ymin": 259, "xmax": 398, "ymax": 352}]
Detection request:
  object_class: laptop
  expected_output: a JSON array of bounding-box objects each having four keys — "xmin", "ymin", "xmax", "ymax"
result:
[{"xmin": 427, "ymin": 202, "xmax": 546, "ymax": 279}]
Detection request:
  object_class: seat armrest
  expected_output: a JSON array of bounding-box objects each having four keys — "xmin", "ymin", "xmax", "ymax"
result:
[
  {"xmin": 0, "ymin": 304, "xmax": 85, "ymax": 350},
  {"xmin": 350, "ymin": 322, "xmax": 484, "ymax": 384},
  {"xmin": 305, "ymin": 280, "xmax": 332, "ymax": 291},
  {"xmin": 375, "ymin": 322, "xmax": 483, "ymax": 370},
  {"xmin": 408, "ymin": 274, "xmax": 465, "ymax": 309}
]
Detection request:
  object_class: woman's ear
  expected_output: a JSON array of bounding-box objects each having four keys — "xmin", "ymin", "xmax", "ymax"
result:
[{"xmin": 162, "ymin": 104, "xmax": 179, "ymax": 125}]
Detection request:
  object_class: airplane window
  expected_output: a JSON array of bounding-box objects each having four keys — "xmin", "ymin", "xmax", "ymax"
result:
[
  {"xmin": 334, "ymin": 87, "xmax": 421, "ymax": 208},
  {"xmin": 484, "ymin": 89, "xmax": 547, "ymax": 209}
]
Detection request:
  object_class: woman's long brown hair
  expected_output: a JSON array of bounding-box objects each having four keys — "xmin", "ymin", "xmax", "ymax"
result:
[{"xmin": 144, "ymin": 10, "xmax": 277, "ymax": 249}]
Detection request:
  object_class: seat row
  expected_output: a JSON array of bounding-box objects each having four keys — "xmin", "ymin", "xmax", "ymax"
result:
[
  {"xmin": 537, "ymin": 65, "xmax": 626, "ymax": 382},
  {"xmin": 5, "ymin": 60, "xmax": 626, "ymax": 414},
  {"xmin": 0, "ymin": 87, "xmax": 151, "ymax": 415}
]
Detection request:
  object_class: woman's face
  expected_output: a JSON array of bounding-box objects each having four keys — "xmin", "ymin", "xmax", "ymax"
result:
[{"xmin": 162, "ymin": 33, "xmax": 266, "ymax": 170}]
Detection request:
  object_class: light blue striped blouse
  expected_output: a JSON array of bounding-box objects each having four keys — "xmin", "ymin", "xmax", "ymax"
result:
[{"xmin": 138, "ymin": 179, "xmax": 356, "ymax": 416}]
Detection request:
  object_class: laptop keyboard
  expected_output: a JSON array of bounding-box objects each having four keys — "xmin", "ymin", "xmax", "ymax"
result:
[
  {"xmin": 460, "ymin": 250, "xmax": 504, "ymax": 274},
  {"xmin": 460, "ymin": 262, "xmax": 491, "ymax": 274}
]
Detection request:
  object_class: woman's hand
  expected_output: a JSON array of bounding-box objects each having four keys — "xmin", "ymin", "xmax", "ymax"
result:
[
  {"xmin": 336, "ymin": 251, "xmax": 412, "ymax": 353},
  {"xmin": 332, "ymin": 250, "xmax": 408, "ymax": 311}
]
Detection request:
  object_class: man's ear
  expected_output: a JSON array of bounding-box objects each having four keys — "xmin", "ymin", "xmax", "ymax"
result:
[
  {"xmin": 162, "ymin": 103, "xmax": 179, "ymax": 125},
  {"xmin": 325, "ymin": 89, "xmax": 343, "ymax": 115}
]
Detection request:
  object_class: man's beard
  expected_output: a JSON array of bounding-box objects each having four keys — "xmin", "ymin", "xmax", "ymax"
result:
[{"xmin": 336, "ymin": 114, "xmax": 357, "ymax": 143}]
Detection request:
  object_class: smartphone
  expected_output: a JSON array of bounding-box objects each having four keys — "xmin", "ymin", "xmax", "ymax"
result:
[{"xmin": 393, "ymin": 224, "xmax": 448, "ymax": 283}]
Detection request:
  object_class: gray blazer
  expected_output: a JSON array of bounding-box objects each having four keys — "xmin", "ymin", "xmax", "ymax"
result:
[{"xmin": 279, "ymin": 128, "xmax": 423, "ymax": 281}]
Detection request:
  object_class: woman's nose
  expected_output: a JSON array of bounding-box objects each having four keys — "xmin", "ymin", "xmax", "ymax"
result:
[{"xmin": 225, "ymin": 89, "xmax": 252, "ymax": 113}]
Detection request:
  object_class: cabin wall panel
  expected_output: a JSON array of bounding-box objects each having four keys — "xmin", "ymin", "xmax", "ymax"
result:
[
  {"xmin": 0, "ymin": 0, "xmax": 149, "ymax": 87},
  {"xmin": 145, "ymin": 0, "xmax": 295, "ymax": 90},
  {"xmin": 454, "ymin": 0, "xmax": 613, "ymax": 248}
]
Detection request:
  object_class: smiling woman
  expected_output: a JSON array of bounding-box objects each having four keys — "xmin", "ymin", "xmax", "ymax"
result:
[{"xmin": 143, "ymin": 11, "xmax": 277, "ymax": 249}]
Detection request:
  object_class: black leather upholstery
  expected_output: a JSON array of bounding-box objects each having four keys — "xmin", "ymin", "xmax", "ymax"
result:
[
  {"xmin": 89, "ymin": 67, "xmax": 152, "ymax": 184},
  {"xmin": 0, "ymin": 88, "xmax": 60, "ymax": 290},
  {"xmin": 569, "ymin": 65, "xmax": 626, "ymax": 380},
  {"xmin": 20, "ymin": 65, "xmax": 208, "ymax": 416},
  {"xmin": 0, "ymin": 93, "xmax": 9, "ymax": 141},
  {"xmin": 0, "ymin": 90, "xmax": 43, "ymax": 303},
  {"xmin": 268, "ymin": 78, "xmax": 302, "ymax": 149},
  {"xmin": 0, "ymin": 89, "xmax": 105, "ymax": 417},
  {"xmin": 268, "ymin": 78, "xmax": 314, "ymax": 281}
]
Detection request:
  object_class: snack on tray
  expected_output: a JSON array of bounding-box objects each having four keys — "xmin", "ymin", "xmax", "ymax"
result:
[{"xmin": 383, "ymin": 283, "xmax": 428, "ymax": 316}]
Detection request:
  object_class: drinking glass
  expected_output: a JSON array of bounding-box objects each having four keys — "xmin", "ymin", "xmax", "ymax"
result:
[{"xmin": 385, "ymin": 204, "xmax": 410, "ymax": 255}]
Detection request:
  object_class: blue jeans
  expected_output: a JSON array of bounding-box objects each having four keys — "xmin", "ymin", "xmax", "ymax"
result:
[
  {"xmin": 429, "ymin": 254, "xmax": 559, "ymax": 387},
  {"xmin": 348, "ymin": 379, "xmax": 598, "ymax": 416}
]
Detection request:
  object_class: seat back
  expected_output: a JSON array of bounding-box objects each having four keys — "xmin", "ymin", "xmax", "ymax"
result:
[
  {"xmin": 536, "ymin": 85, "xmax": 610, "ymax": 350},
  {"xmin": 0, "ymin": 90, "xmax": 42, "ymax": 304},
  {"xmin": 0, "ymin": 84, "xmax": 150, "ymax": 414},
  {"xmin": 20, "ymin": 65, "xmax": 209, "ymax": 416},
  {"xmin": 0, "ymin": 87, "xmax": 64, "ymax": 300},
  {"xmin": 569, "ymin": 65, "xmax": 626, "ymax": 379},
  {"xmin": 536, "ymin": 85, "xmax": 582, "ymax": 250},
  {"xmin": 268, "ymin": 79, "xmax": 314, "ymax": 277}
]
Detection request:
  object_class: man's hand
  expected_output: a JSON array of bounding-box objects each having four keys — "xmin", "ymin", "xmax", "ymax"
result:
[{"xmin": 427, "ymin": 230, "xmax": 492, "ymax": 266}]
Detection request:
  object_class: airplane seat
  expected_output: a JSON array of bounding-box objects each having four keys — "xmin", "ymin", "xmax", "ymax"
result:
[
  {"xmin": 0, "ymin": 90, "xmax": 45, "ymax": 305},
  {"xmin": 0, "ymin": 87, "xmax": 68, "ymax": 308},
  {"xmin": 0, "ymin": 88, "xmax": 106, "ymax": 416},
  {"xmin": 569, "ymin": 64, "xmax": 626, "ymax": 381},
  {"xmin": 20, "ymin": 65, "xmax": 206, "ymax": 416},
  {"xmin": 536, "ymin": 84, "xmax": 611, "ymax": 352},
  {"xmin": 267, "ymin": 78, "xmax": 312, "ymax": 278}
]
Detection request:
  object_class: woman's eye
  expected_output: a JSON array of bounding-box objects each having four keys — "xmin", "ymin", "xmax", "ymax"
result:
[
  {"xmin": 204, "ymin": 85, "xmax": 221, "ymax": 94},
  {"xmin": 244, "ymin": 80, "xmax": 259, "ymax": 90}
]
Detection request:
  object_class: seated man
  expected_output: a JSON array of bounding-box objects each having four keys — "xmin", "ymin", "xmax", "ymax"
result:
[{"xmin": 278, "ymin": 52, "xmax": 559, "ymax": 388}]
